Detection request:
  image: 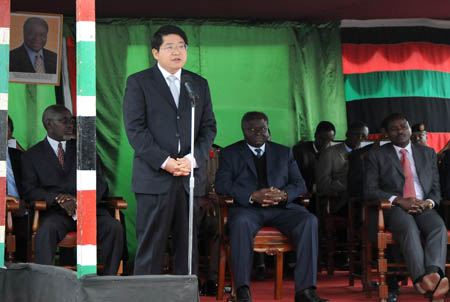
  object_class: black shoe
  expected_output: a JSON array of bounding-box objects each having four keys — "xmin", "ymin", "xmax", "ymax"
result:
[
  {"xmin": 236, "ymin": 286, "xmax": 251, "ymax": 302},
  {"xmin": 387, "ymin": 290, "xmax": 398, "ymax": 302},
  {"xmin": 295, "ymin": 288, "xmax": 329, "ymax": 302},
  {"xmin": 254, "ymin": 265, "xmax": 266, "ymax": 281},
  {"xmin": 203, "ymin": 279, "xmax": 218, "ymax": 296}
]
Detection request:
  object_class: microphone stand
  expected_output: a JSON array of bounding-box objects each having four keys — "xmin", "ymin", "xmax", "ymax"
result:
[{"xmin": 188, "ymin": 94, "xmax": 198, "ymax": 276}]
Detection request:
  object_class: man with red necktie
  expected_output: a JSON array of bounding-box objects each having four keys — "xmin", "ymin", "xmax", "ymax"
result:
[{"xmin": 364, "ymin": 113, "xmax": 448, "ymax": 302}]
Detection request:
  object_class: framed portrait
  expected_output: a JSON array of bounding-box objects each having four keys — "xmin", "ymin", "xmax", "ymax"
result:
[{"xmin": 9, "ymin": 12, "xmax": 63, "ymax": 86}]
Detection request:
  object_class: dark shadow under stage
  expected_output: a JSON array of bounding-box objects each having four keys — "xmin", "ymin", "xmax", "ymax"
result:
[{"xmin": 0, "ymin": 263, "xmax": 199, "ymax": 302}]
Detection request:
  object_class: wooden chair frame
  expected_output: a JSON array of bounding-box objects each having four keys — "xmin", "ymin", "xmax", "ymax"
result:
[
  {"xmin": 31, "ymin": 197, "xmax": 127, "ymax": 274},
  {"xmin": 216, "ymin": 195, "xmax": 297, "ymax": 301}
]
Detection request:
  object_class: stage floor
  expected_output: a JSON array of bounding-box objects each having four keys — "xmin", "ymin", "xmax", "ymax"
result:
[{"xmin": 202, "ymin": 271, "xmax": 428, "ymax": 302}]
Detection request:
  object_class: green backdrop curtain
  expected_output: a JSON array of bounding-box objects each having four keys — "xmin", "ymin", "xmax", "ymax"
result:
[{"xmin": 8, "ymin": 19, "xmax": 346, "ymax": 261}]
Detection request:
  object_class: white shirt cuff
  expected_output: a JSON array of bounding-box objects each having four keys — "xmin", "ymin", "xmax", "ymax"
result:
[
  {"xmin": 161, "ymin": 156, "xmax": 170, "ymax": 169},
  {"xmin": 249, "ymin": 195, "xmax": 254, "ymax": 204},
  {"xmin": 426, "ymin": 199, "xmax": 435, "ymax": 208},
  {"xmin": 389, "ymin": 196, "xmax": 397, "ymax": 204},
  {"xmin": 184, "ymin": 153, "xmax": 198, "ymax": 168}
]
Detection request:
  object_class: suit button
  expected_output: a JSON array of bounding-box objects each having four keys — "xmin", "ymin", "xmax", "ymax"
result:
[
  {"xmin": 176, "ymin": 133, "xmax": 180, "ymax": 138},
  {"xmin": 177, "ymin": 116, "xmax": 180, "ymax": 120}
]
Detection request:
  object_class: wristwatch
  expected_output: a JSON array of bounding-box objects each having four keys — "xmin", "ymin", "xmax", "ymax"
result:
[
  {"xmin": 427, "ymin": 200, "xmax": 434, "ymax": 209},
  {"xmin": 283, "ymin": 190, "xmax": 288, "ymax": 201}
]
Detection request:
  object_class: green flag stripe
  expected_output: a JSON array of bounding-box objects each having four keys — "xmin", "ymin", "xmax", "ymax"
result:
[
  {"xmin": 76, "ymin": 41, "xmax": 96, "ymax": 97},
  {"xmin": 345, "ymin": 70, "xmax": 450, "ymax": 102},
  {"xmin": 77, "ymin": 264, "xmax": 97, "ymax": 277},
  {"xmin": 0, "ymin": 44, "xmax": 9, "ymax": 93}
]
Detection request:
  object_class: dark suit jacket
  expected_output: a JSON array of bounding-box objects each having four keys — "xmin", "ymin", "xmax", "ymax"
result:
[
  {"xmin": 364, "ymin": 142, "xmax": 441, "ymax": 206},
  {"xmin": 9, "ymin": 147, "xmax": 24, "ymax": 198},
  {"xmin": 21, "ymin": 139, "xmax": 108, "ymax": 211},
  {"xmin": 215, "ymin": 140, "xmax": 307, "ymax": 208},
  {"xmin": 348, "ymin": 143, "xmax": 374, "ymax": 198},
  {"xmin": 123, "ymin": 65, "xmax": 216, "ymax": 196},
  {"xmin": 292, "ymin": 141, "xmax": 319, "ymax": 192},
  {"xmin": 441, "ymin": 150, "xmax": 450, "ymax": 200},
  {"xmin": 316, "ymin": 143, "xmax": 348, "ymax": 195},
  {"xmin": 10, "ymin": 44, "xmax": 57, "ymax": 74}
]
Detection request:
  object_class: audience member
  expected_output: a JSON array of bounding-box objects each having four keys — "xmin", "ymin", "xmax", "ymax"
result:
[
  {"xmin": 215, "ymin": 111, "xmax": 327, "ymax": 302},
  {"xmin": 364, "ymin": 113, "xmax": 448, "ymax": 301},
  {"xmin": 316, "ymin": 121, "xmax": 368, "ymax": 214},
  {"xmin": 293, "ymin": 121, "xmax": 335, "ymax": 193},
  {"xmin": 21, "ymin": 105, "xmax": 123, "ymax": 275},
  {"xmin": 411, "ymin": 123, "xmax": 427, "ymax": 146}
]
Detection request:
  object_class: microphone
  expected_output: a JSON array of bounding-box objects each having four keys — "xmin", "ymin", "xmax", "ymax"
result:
[{"xmin": 181, "ymin": 74, "xmax": 199, "ymax": 103}]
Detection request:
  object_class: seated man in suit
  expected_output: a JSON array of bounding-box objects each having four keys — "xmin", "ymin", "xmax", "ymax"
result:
[
  {"xmin": 293, "ymin": 121, "xmax": 335, "ymax": 194},
  {"xmin": 21, "ymin": 105, "xmax": 123, "ymax": 275},
  {"xmin": 316, "ymin": 121, "xmax": 368, "ymax": 214},
  {"xmin": 10, "ymin": 17, "xmax": 57, "ymax": 74},
  {"xmin": 364, "ymin": 113, "xmax": 448, "ymax": 301},
  {"xmin": 441, "ymin": 149, "xmax": 450, "ymax": 201},
  {"xmin": 215, "ymin": 112, "xmax": 327, "ymax": 302}
]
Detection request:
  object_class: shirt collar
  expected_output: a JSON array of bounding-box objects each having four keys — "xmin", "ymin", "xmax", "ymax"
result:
[
  {"xmin": 393, "ymin": 142, "xmax": 412, "ymax": 154},
  {"xmin": 47, "ymin": 136, "xmax": 66, "ymax": 152},
  {"xmin": 24, "ymin": 43, "xmax": 44, "ymax": 57},
  {"xmin": 312, "ymin": 141, "xmax": 319, "ymax": 153},
  {"xmin": 158, "ymin": 63, "xmax": 181, "ymax": 82},
  {"xmin": 344, "ymin": 143, "xmax": 353, "ymax": 153},
  {"xmin": 247, "ymin": 143, "xmax": 266, "ymax": 156}
]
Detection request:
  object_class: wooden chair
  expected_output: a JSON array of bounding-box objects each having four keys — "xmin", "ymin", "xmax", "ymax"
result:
[
  {"xmin": 5, "ymin": 197, "xmax": 20, "ymax": 262},
  {"xmin": 216, "ymin": 195, "xmax": 300, "ymax": 301},
  {"xmin": 370, "ymin": 200, "xmax": 450, "ymax": 302},
  {"xmin": 31, "ymin": 197, "xmax": 127, "ymax": 275}
]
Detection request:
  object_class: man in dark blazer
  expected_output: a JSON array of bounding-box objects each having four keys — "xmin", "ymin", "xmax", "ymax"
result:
[
  {"xmin": 21, "ymin": 105, "xmax": 123, "ymax": 275},
  {"xmin": 293, "ymin": 121, "xmax": 335, "ymax": 193},
  {"xmin": 215, "ymin": 112, "xmax": 327, "ymax": 302},
  {"xmin": 316, "ymin": 121, "xmax": 368, "ymax": 214},
  {"xmin": 123, "ymin": 25, "xmax": 216, "ymax": 275},
  {"xmin": 364, "ymin": 113, "xmax": 448, "ymax": 301},
  {"xmin": 9, "ymin": 17, "xmax": 57, "ymax": 74}
]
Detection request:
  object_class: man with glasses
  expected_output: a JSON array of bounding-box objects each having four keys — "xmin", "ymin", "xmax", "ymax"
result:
[
  {"xmin": 123, "ymin": 25, "xmax": 216, "ymax": 276},
  {"xmin": 21, "ymin": 105, "xmax": 123, "ymax": 275}
]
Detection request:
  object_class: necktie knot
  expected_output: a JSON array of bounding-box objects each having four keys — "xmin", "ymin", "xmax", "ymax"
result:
[
  {"xmin": 400, "ymin": 149, "xmax": 407, "ymax": 156},
  {"xmin": 255, "ymin": 148, "xmax": 262, "ymax": 158}
]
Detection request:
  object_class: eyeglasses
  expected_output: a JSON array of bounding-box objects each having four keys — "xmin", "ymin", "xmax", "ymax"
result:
[
  {"xmin": 52, "ymin": 117, "xmax": 75, "ymax": 125},
  {"xmin": 161, "ymin": 44, "xmax": 188, "ymax": 52}
]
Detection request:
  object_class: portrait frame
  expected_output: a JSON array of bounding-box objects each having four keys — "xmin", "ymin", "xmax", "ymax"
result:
[{"xmin": 9, "ymin": 12, "xmax": 63, "ymax": 86}]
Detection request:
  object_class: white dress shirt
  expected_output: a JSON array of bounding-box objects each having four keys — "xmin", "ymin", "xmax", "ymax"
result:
[
  {"xmin": 248, "ymin": 143, "xmax": 266, "ymax": 204},
  {"xmin": 47, "ymin": 136, "xmax": 67, "ymax": 156}
]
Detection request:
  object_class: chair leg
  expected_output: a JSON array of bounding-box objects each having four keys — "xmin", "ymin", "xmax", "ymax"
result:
[
  {"xmin": 217, "ymin": 243, "xmax": 227, "ymax": 301},
  {"xmin": 227, "ymin": 246, "xmax": 236, "ymax": 301},
  {"xmin": 378, "ymin": 239, "xmax": 388, "ymax": 302},
  {"xmin": 275, "ymin": 252, "xmax": 283, "ymax": 300},
  {"xmin": 348, "ymin": 231, "xmax": 355, "ymax": 286},
  {"xmin": 365, "ymin": 242, "xmax": 373, "ymax": 298}
]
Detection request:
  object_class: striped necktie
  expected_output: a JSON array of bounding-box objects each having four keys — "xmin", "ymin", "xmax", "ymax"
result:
[{"xmin": 35, "ymin": 54, "xmax": 44, "ymax": 73}]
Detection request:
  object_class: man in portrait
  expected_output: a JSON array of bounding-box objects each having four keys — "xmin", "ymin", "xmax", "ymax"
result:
[{"xmin": 10, "ymin": 17, "xmax": 57, "ymax": 74}]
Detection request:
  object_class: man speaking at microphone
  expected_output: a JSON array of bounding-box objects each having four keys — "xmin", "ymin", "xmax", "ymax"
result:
[{"xmin": 123, "ymin": 25, "xmax": 216, "ymax": 275}]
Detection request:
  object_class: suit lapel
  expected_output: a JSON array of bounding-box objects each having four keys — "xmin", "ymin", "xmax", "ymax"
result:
[
  {"xmin": 151, "ymin": 66, "xmax": 178, "ymax": 111},
  {"xmin": 43, "ymin": 139, "xmax": 65, "ymax": 174},
  {"xmin": 386, "ymin": 143, "xmax": 404, "ymax": 176},
  {"xmin": 64, "ymin": 140, "xmax": 76, "ymax": 174},
  {"xmin": 265, "ymin": 142, "xmax": 274, "ymax": 184},
  {"xmin": 411, "ymin": 144, "xmax": 424, "ymax": 185},
  {"xmin": 338, "ymin": 143, "xmax": 348, "ymax": 161},
  {"xmin": 239, "ymin": 142, "xmax": 257, "ymax": 177}
]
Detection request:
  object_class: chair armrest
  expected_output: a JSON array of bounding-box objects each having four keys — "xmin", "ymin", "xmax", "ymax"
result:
[
  {"xmin": 32, "ymin": 201, "xmax": 47, "ymax": 233},
  {"xmin": 106, "ymin": 198, "xmax": 128, "ymax": 210},
  {"xmin": 106, "ymin": 197, "xmax": 127, "ymax": 221},
  {"xmin": 6, "ymin": 199, "xmax": 20, "ymax": 212}
]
